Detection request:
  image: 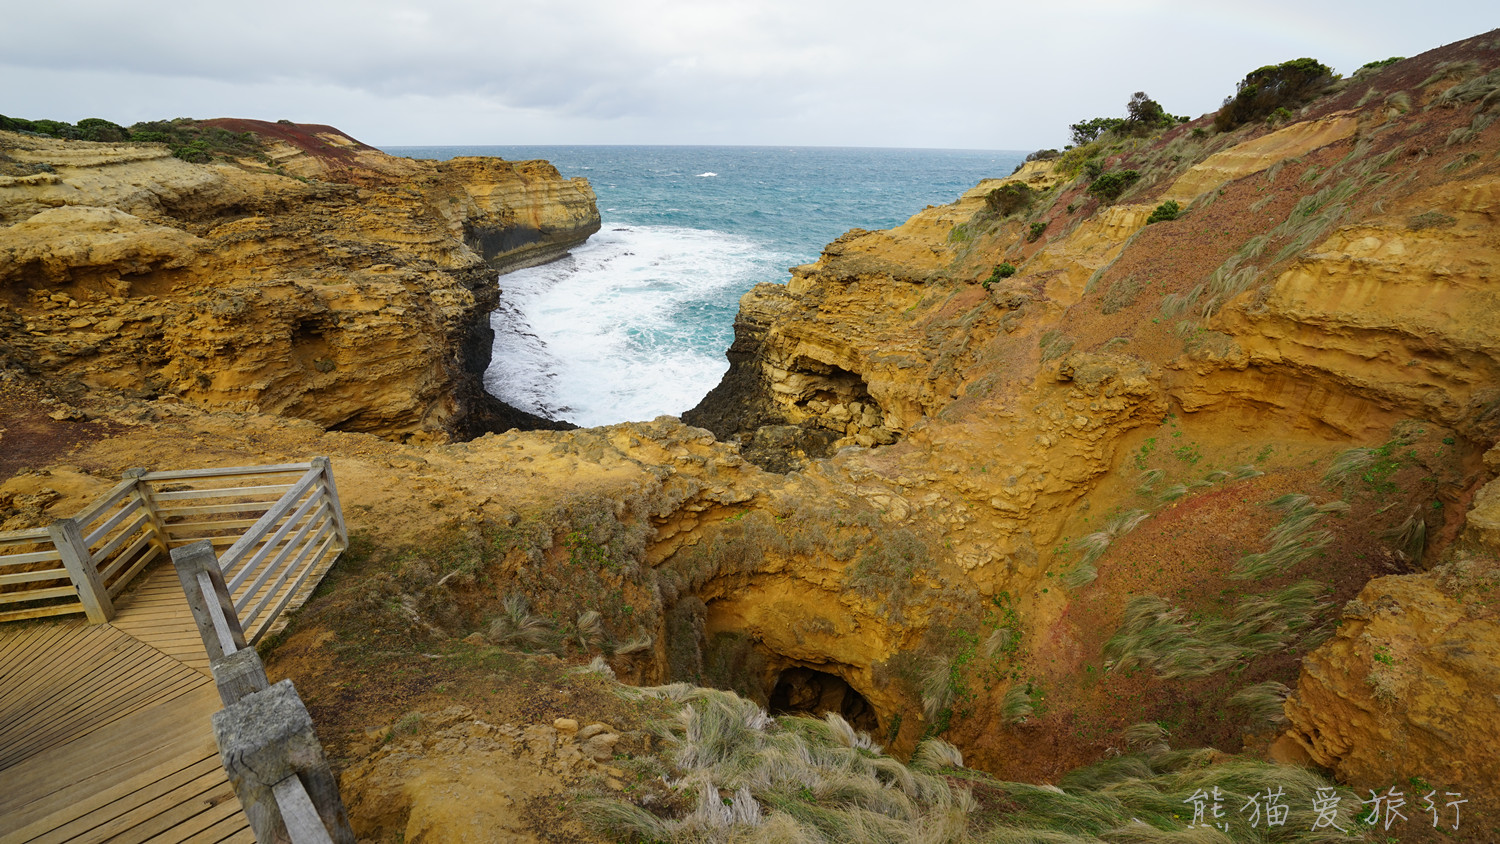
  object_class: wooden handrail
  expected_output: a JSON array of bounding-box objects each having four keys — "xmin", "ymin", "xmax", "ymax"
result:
[
  {"xmin": 221, "ymin": 469, "xmax": 323, "ymax": 580},
  {"xmin": 209, "ymin": 679, "xmax": 356, "ymax": 844},
  {"xmin": 171, "ymin": 541, "xmax": 247, "ymax": 662},
  {"xmin": 175, "ymin": 542, "xmax": 355, "ymax": 844},
  {"xmin": 2, "ymin": 458, "xmax": 348, "ymax": 627},
  {"xmin": 139, "ymin": 463, "xmax": 313, "ymax": 481}
]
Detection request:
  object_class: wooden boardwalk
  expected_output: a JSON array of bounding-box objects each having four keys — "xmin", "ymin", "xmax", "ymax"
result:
[{"xmin": 0, "ymin": 563, "xmax": 253, "ymax": 844}]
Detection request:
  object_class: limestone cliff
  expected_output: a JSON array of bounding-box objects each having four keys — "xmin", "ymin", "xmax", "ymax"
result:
[
  {"xmin": 0, "ymin": 120, "xmax": 599, "ymax": 439},
  {"xmin": 7, "ymin": 30, "xmax": 1500, "ymax": 841},
  {"xmin": 672, "ymin": 31, "xmax": 1500, "ymax": 803}
]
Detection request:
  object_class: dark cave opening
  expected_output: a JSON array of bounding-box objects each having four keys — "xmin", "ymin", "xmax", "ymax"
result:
[{"xmin": 768, "ymin": 667, "xmax": 879, "ymax": 733}]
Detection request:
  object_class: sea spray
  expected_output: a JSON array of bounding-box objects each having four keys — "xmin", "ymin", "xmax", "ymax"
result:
[
  {"xmin": 384, "ymin": 145, "xmax": 1029, "ymax": 426},
  {"xmin": 485, "ymin": 225, "xmax": 787, "ymax": 426}
]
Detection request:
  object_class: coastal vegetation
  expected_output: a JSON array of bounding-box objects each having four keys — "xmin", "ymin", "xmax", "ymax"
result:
[
  {"xmin": 1085, "ymin": 168, "xmax": 1140, "ymax": 202},
  {"xmin": 1213, "ymin": 58, "xmax": 1337, "ymax": 130},
  {"xmin": 582, "ymin": 685, "xmax": 1368, "ymax": 843},
  {"xmin": 5, "ymin": 25, "xmax": 1500, "ymax": 842},
  {"xmin": 1, "ymin": 113, "xmax": 262, "ymax": 162}
]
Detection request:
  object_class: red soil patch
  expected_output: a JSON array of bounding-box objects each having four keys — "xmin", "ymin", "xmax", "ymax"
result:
[
  {"xmin": 958, "ymin": 416, "xmax": 1476, "ymax": 783},
  {"xmin": 199, "ymin": 118, "xmax": 374, "ymax": 167},
  {"xmin": 0, "ymin": 378, "xmax": 119, "ymax": 481}
]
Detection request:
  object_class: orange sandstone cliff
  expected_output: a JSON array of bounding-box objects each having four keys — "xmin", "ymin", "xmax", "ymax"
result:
[
  {"xmin": 0, "ymin": 120, "xmax": 599, "ymax": 440},
  {"xmin": 4, "ymin": 32, "xmax": 1500, "ymax": 843}
]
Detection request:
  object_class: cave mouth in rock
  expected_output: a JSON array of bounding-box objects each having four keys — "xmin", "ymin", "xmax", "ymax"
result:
[{"xmin": 768, "ymin": 667, "xmax": 879, "ymax": 733}]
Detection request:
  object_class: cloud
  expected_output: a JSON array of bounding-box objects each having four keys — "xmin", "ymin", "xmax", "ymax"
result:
[{"xmin": 2, "ymin": 0, "xmax": 1495, "ymax": 147}]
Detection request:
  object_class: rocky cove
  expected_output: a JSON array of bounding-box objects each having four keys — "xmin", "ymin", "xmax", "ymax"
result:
[{"xmin": 4, "ymin": 31, "xmax": 1500, "ymax": 843}]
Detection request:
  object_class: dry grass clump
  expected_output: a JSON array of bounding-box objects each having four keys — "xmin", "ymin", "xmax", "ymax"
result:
[
  {"xmin": 1231, "ymin": 494, "xmax": 1343, "ymax": 580},
  {"xmin": 1040, "ymin": 330, "xmax": 1076, "ymax": 364},
  {"xmin": 487, "ymin": 592, "xmax": 651, "ymax": 660},
  {"xmin": 1228, "ymin": 681, "xmax": 1292, "ymax": 726},
  {"xmin": 1380, "ymin": 506, "xmax": 1428, "ymax": 565},
  {"xmin": 486, "ymin": 592, "xmax": 555, "ymax": 650},
  {"xmin": 1320, "ymin": 447, "xmax": 1374, "ymax": 486},
  {"xmin": 1001, "ymin": 684, "xmax": 1035, "ymax": 724},
  {"xmin": 1104, "ymin": 580, "xmax": 1330, "ymax": 679},
  {"xmin": 586, "ymin": 685, "xmax": 1369, "ymax": 843},
  {"xmin": 1066, "ymin": 510, "xmax": 1151, "ymax": 589},
  {"xmin": 589, "ymin": 686, "xmax": 964, "ymax": 843}
]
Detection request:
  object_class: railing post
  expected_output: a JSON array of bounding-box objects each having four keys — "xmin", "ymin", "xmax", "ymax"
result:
[
  {"xmin": 47, "ymin": 517, "xmax": 114, "ymax": 623},
  {"xmin": 212, "ymin": 680, "xmax": 356, "ymax": 844},
  {"xmin": 124, "ymin": 467, "xmax": 171, "ymax": 554},
  {"xmin": 212, "ymin": 647, "xmax": 272, "ymax": 707},
  {"xmin": 311, "ymin": 457, "xmax": 348, "ymax": 547},
  {"xmin": 170, "ymin": 540, "xmax": 247, "ymax": 660}
]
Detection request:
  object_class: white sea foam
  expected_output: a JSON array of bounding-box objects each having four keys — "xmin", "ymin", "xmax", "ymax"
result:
[
  {"xmin": 486, "ymin": 225, "xmax": 777, "ymax": 427},
  {"xmin": 696, "ymin": 172, "xmax": 717, "ymax": 177}
]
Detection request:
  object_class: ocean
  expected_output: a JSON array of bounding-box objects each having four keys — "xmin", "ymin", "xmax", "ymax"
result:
[{"xmin": 381, "ymin": 145, "xmax": 1027, "ymax": 427}]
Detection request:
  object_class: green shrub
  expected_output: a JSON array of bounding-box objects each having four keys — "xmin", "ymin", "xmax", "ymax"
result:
[
  {"xmin": 1214, "ymin": 58, "xmax": 1336, "ymax": 131},
  {"xmin": 1087, "ymin": 169, "xmax": 1140, "ymax": 202},
  {"xmin": 1069, "ymin": 116, "xmax": 1124, "ymax": 146},
  {"xmin": 1070, "ymin": 92, "xmax": 1177, "ymax": 147},
  {"xmin": 1025, "ymin": 148, "xmax": 1060, "ymax": 162},
  {"xmin": 1146, "ymin": 199, "xmax": 1181, "ymax": 224},
  {"xmin": 1361, "ymin": 56, "xmax": 1404, "ymax": 70},
  {"xmin": 1027, "ymin": 221, "xmax": 1047, "ymax": 242},
  {"xmin": 20, "ymin": 118, "xmax": 81, "ymax": 139},
  {"xmin": 0, "ymin": 115, "xmax": 131, "ymax": 142},
  {"xmin": 75, "ymin": 118, "xmax": 128, "ymax": 142},
  {"xmin": 985, "ymin": 182, "xmax": 1035, "ymax": 217},
  {"xmin": 127, "ymin": 120, "xmax": 262, "ymax": 164},
  {"xmin": 981, "ymin": 262, "xmax": 1016, "ymax": 290},
  {"xmin": 1122, "ymin": 91, "xmax": 1177, "ymax": 134}
]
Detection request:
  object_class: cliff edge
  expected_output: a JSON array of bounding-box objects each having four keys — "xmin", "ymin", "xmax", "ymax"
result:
[{"xmin": 0, "ymin": 119, "xmax": 599, "ymax": 440}]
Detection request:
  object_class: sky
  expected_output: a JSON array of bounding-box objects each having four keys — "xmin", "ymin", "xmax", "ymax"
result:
[{"xmin": 2, "ymin": 1, "xmax": 1494, "ymax": 150}]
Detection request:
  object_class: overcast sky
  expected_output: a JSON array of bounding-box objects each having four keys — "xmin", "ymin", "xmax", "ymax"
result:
[{"xmin": 3, "ymin": 1, "xmax": 1494, "ymax": 149}]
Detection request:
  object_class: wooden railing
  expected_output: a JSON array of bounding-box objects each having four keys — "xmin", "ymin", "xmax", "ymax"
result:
[
  {"xmin": 0, "ymin": 459, "xmax": 346, "ymax": 639},
  {"xmin": 173, "ymin": 541, "xmax": 355, "ymax": 844},
  {"xmin": 145, "ymin": 459, "xmax": 347, "ymax": 643},
  {"xmin": 0, "ymin": 527, "xmax": 82, "ymax": 622},
  {"xmin": 0, "ymin": 476, "xmax": 165, "ymax": 624}
]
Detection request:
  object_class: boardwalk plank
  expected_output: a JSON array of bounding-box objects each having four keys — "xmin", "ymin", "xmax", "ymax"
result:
[
  {"xmin": 17, "ymin": 754, "xmax": 223, "ymax": 844},
  {"xmin": 0, "ymin": 463, "xmax": 345, "ymax": 843}
]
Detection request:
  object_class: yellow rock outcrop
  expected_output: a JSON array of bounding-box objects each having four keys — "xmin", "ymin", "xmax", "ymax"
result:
[{"xmin": 0, "ymin": 125, "xmax": 599, "ymax": 438}]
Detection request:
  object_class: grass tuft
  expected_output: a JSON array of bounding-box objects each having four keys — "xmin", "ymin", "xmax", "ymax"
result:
[
  {"xmin": 486, "ymin": 592, "xmax": 555, "ymax": 651},
  {"xmin": 1232, "ymin": 494, "xmax": 1341, "ymax": 580},
  {"xmin": 1105, "ymin": 581, "xmax": 1329, "ymax": 679},
  {"xmin": 911, "ymin": 738, "xmax": 965, "ymax": 770},
  {"xmin": 1381, "ymin": 507, "xmax": 1428, "ymax": 565},
  {"xmin": 1002, "ymin": 684, "xmax": 1035, "ymax": 724},
  {"xmin": 584, "ymin": 682, "xmax": 1368, "ymax": 843},
  {"xmin": 920, "ymin": 656, "xmax": 956, "ymax": 720},
  {"xmin": 1156, "ymin": 484, "xmax": 1189, "ymax": 503},
  {"xmin": 1228, "ymin": 681, "xmax": 1291, "ymax": 725}
]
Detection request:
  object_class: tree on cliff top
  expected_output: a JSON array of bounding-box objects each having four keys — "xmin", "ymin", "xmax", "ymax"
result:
[
  {"xmin": 1214, "ymin": 58, "xmax": 1336, "ymax": 131},
  {"xmin": 1069, "ymin": 92, "xmax": 1180, "ymax": 145}
]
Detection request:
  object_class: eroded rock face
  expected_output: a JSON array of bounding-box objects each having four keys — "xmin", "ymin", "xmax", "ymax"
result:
[
  {"xmin": 11, "ymin": 35, "xmax": 1500, "ymax": 808},
  {"xmin": 1279, "ymin": 457, "xmax": 1500, "ymax": 813},
  {"xmin": 672, "ymin": 34, "xmax": 1500, "ymax": 774},
  {"xmin": 0, "ymin": 125, "xmax": 599, "ymax": 439}
]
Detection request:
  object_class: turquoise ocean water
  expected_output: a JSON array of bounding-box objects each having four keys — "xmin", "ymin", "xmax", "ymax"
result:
[{"xmin": 382, "ymin": 146, "xmax": 1027, "ymax": 426}]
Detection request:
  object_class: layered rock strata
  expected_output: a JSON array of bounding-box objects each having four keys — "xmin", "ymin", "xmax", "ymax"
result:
[
  {"xmin": 0, "ymin": 121, "xmax": 599, "ymax": 439},
  {"xmin": 674, "ymin": 33, "xmax": 1500, "ymax": 792}
]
